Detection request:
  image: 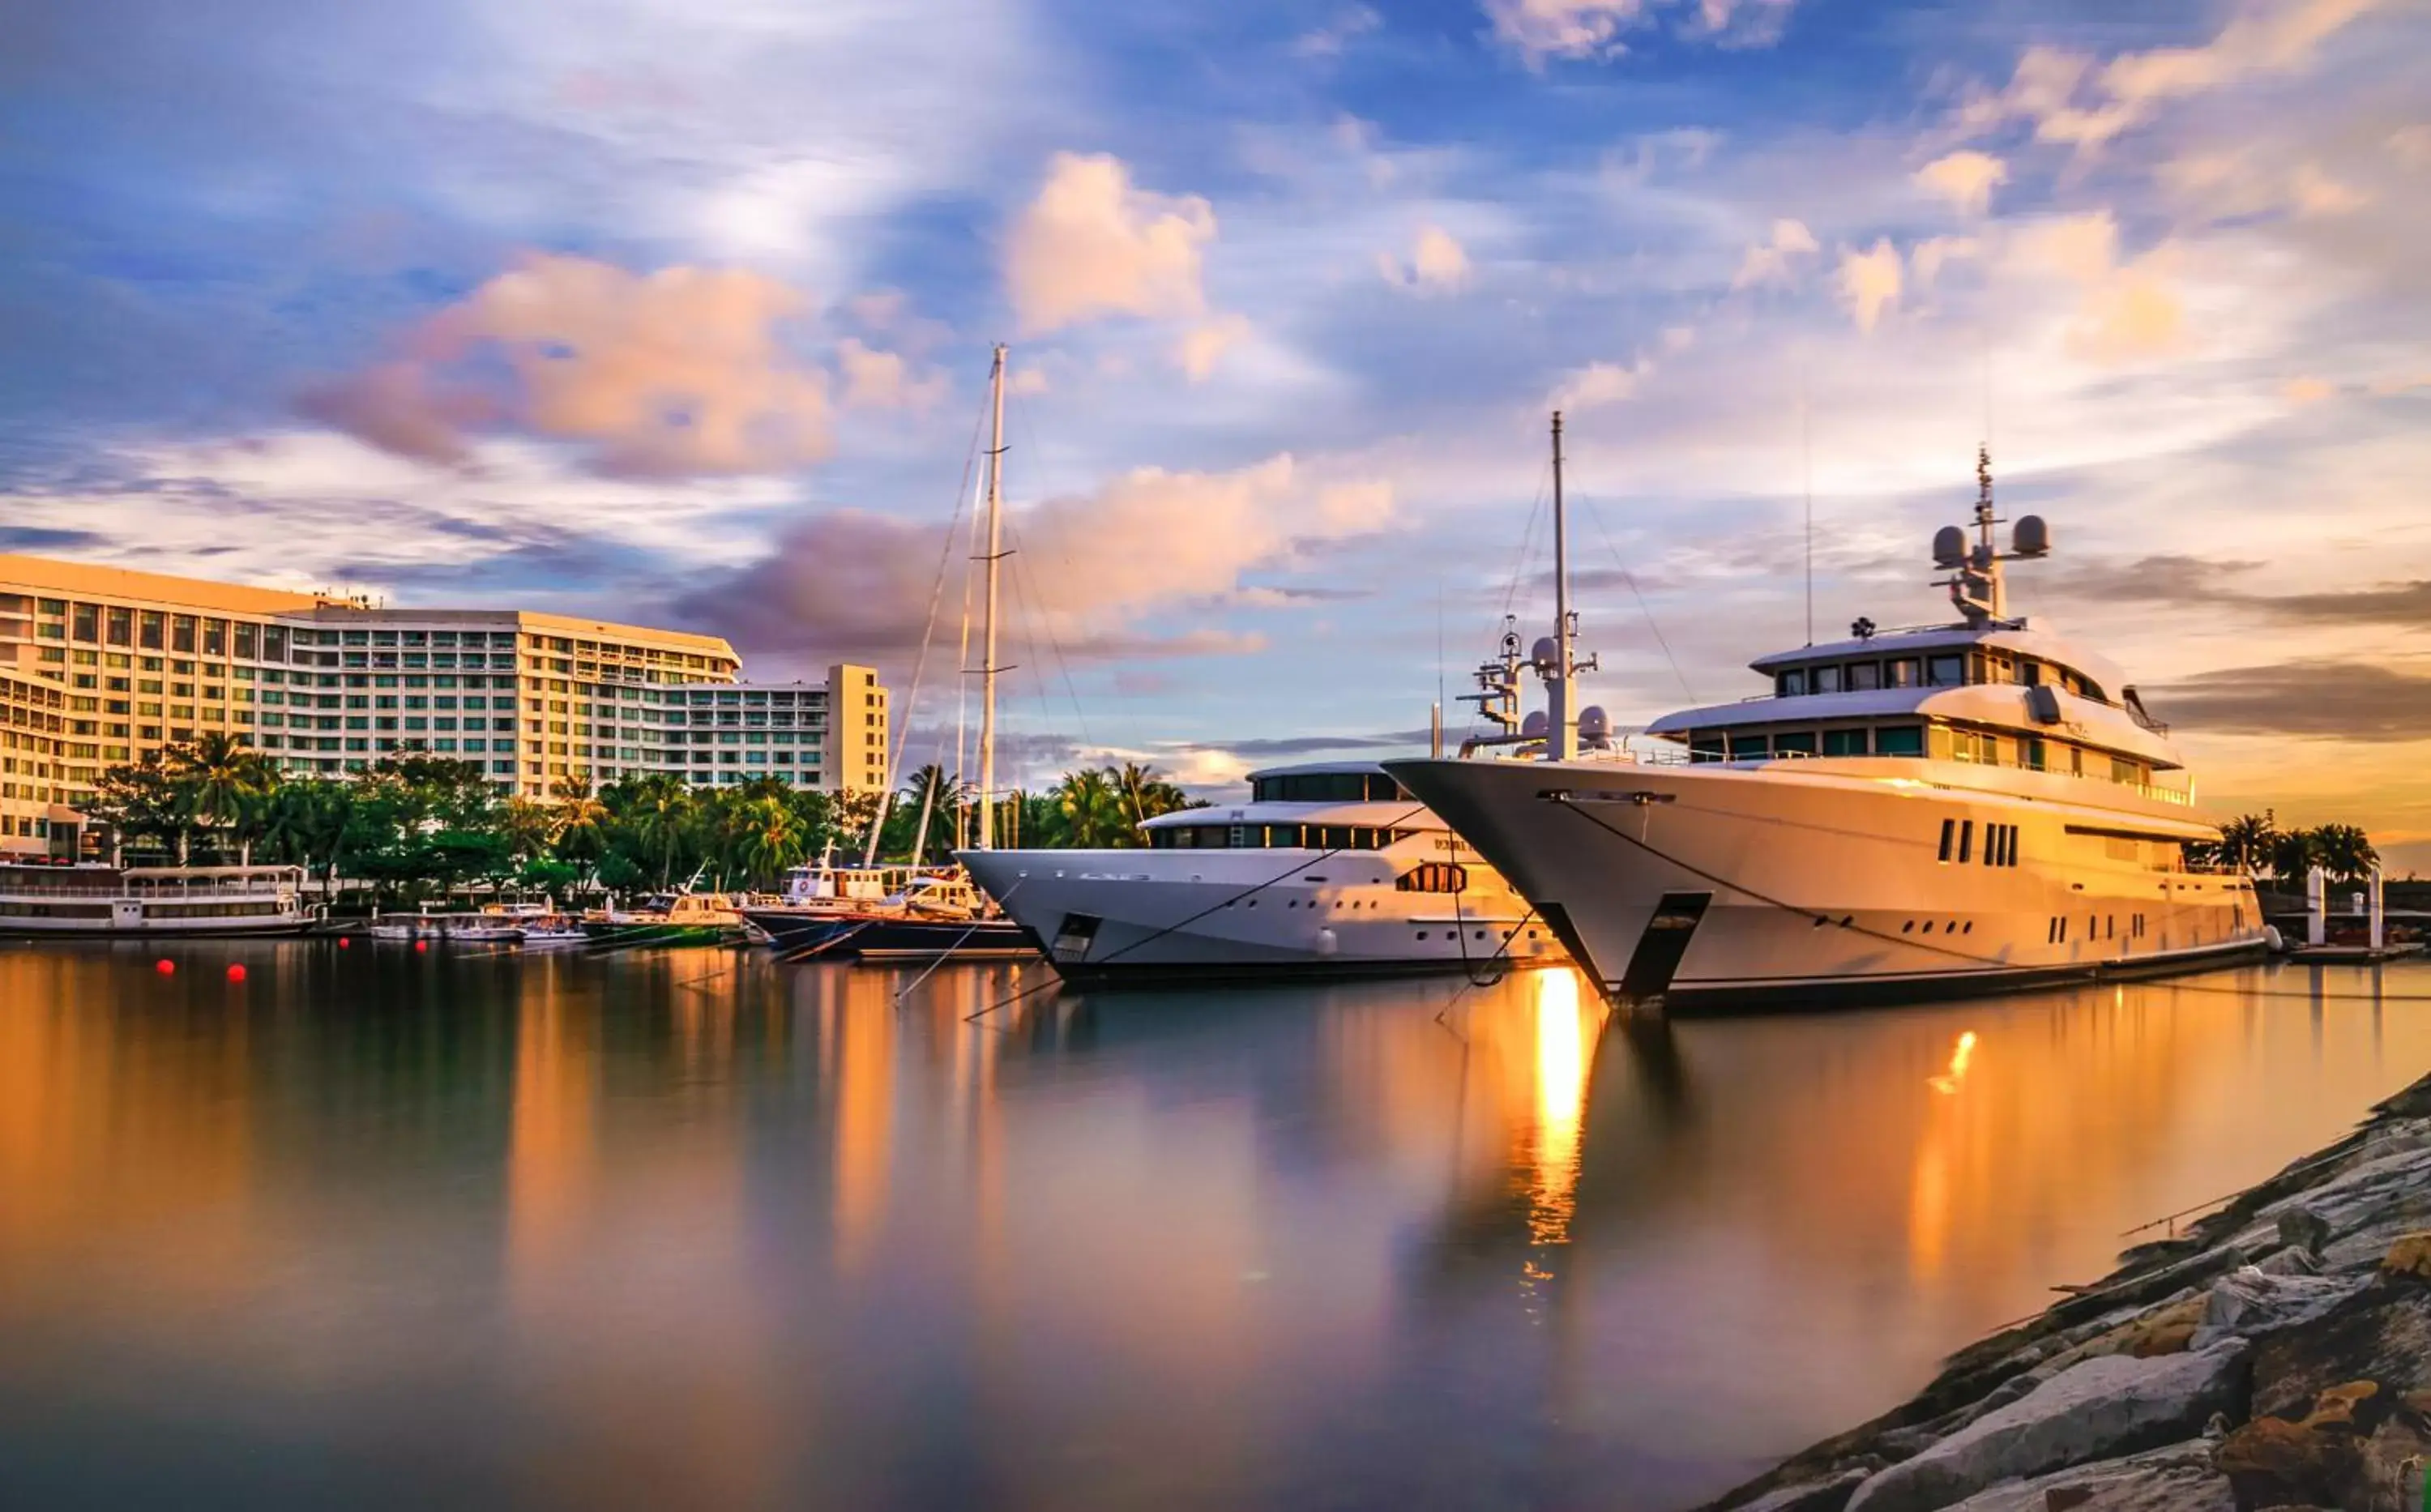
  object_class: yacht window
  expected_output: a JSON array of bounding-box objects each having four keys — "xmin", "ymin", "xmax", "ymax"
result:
[
  {"xmin": 1813, "ymin": 665, "xmax": 1843, "ymax": 694},
  {"xmin": 1821, "ymin": 728, "xmax": 1869, "ymax": 757},
  {"xmin": 1689, "ymin": 733, "xmax": 1726, "ymax": 763},
  {"xmin": 1959, "ymin": 821, "xmax": 1973, "ymax": 864},
  {"xmin": 2018, "ymin": 660, "xmax": 2042, "ymax": 686},
  {"xmin": 2112, "ymin": 756, "xmax": 2143, "ymax": 786},
  {"xmin": 1778, "ymin": 668, "xmax": 1808, "ymax": 698},
  {"xmin": 1938, "ymin": 819, "xmax": 1955, "ymax": 862},
  {"xmin": 1773, "ymin": 731, "xmax": 1816, "ymax": 757},
  {"xmin": 1887, "ymin": 658, "xmax": 1920, "ymax": 688},
  {"xmin": 2023, "ymin": 737, "xmax": 2046, "ymax": 771},
  {"xmin": 1395, "ymin": 862, "xmax": 1468, "ymax": 894},
  {"xmin": 1874, "ymin": 724, "xmax": 1925, "ymax": 756},
  {"xmin": 1728, "ymin": 733, "xmax": 1770, "ymax": 760},
  {"xmin": 1846, "ymin": 662, "xmax": 1881, "ymax": 692},
  {"xmin": 1926, "ymin": 654, "xmax": 1967, "ymax": 687}
]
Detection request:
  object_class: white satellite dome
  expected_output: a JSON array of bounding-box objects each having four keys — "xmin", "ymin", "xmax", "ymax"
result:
[
  {"xmin": 1521, "ymin": 710, "xmax": 1549, "ymax": 738},
  {"xmin": 1578, "ymin": 706, "xmax": 1612, "ymax": 746}
]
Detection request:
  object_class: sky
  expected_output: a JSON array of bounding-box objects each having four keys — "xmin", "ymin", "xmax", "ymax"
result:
[{"xmin": 3, "ymin": 0, "xmax": 2428, "ymax": 859}]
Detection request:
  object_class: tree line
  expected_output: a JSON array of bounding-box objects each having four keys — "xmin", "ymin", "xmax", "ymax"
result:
[
  {"xmin": 82, "ymin": 734, "xmax": 1203, "ymax": 900},
  {"xmin": 2196, "ymin": 811, "xmax": 2381, "ymax": 882}
]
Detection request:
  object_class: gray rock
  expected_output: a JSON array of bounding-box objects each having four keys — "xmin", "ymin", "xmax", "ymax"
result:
[
  {"xmin": 1938, "ymin": 1438, "xmax": 2231, "ymax": 1512},
  {"xmin": 1843, "ymin": 1343, "xmax": 2250, "ymax": 1512},
  {"xmin": 2278, "ymin": 1205, "xmax": 2331, "ymax": 1259},
  {"xmin": 2187, "ymin": 1267, "xmax": 2364, "ymax": 1350},
  {"xmin": 1736, "ymin": 1467, "xmax": 1871, "ymax": 1512}
]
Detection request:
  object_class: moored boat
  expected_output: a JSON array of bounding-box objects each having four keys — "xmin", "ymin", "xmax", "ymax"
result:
[
  {"xmin": 0, "ymin": 861, "xmax": 313, "ymax": 937},
  {"xmin": 1386, "ymin": 427, "xmax": 2268, "ymax": 1012},
  {"xmin": 583, "ymin": 891, "xmax": 749, "ymax": 948},
  {"xmin": 369, "ymin": 911, "xmax": 525, "ymax": 943},
  {"xmin": 958, "ymin": 762, "xmax": 1562, "ymax": 985}
]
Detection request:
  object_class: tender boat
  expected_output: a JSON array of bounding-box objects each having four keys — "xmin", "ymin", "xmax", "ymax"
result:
[
  {"xmin": 0, "ymin": 861, "xmax": 312, "ymax": 937},
  {"xmin": 746, "ymin": 869, "xmax": 1032, "ymax": 962},
  {"xmin": 484, "ymin": 903, "xmax": 591, "ymax": 949},
  {"xmin": 1386, "ymin": 433, "xmax": 2269, "ymax": 1012},
  {"xmin": 957, "ymin": 762, "xmax": 1562, "ymax": 985},
  {"xmin": 369, "ymin": 910, "xmax": 525, "ymax": 943},
  {"xmin": 583, "ymin": 891, "xmax": 749, "ymax": 948}
]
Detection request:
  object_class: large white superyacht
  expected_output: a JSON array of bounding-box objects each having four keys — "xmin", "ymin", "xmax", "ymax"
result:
[
  {"xmin": 957, "ymin": 761, "xmax": 1564, "ymax": 985},
  {"xmin": 1386, "ymin": 426, "xmax": 2267, "ymax": 1011}
]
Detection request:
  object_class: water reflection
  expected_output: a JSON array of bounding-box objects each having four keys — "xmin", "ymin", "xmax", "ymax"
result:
[{"xmin": 0, "ymin": 946, "xmax": 2425, "ymax": 1511}]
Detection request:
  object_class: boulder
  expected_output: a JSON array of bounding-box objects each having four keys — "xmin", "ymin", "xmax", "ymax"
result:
[
  {"xmin": 2188, "ymin": 1266, "xmax": 2365, "ymax": 1349},
  {"xmin": 2250, "ymin": 1281, "xmax": 2431, "ymax": 1420},
  {"xmin": 2277, "ymin": 1206, "xmax": 2331, "ymax": 1260},
  {"xmin": 1735, "ymin": 1468, "xmax": 1871, "ymax": 1512},
  {"xmin": 1843, "ymin": 1343, "xmax": 2250, "ymax": 1512},
  {"xmin": 1937, "ymin": 1439, "xmax": 2231, "ymax": 1512},
  {"xmin": 2218, "ymin": 1378, "xmax": 2431, "ymax": 1509},
  {"xmin": 2379, "ymin": 1231, "xmax": 2431, "ymax": 1279}
]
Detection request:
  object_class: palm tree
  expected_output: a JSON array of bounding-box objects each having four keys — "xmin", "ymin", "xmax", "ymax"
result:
[
  {"xmin": 2217, "ymin": 811, "xmax": 2275, "ymax": 874},
  {"xmin": 2271, "ymin": 827, "xmax": 2325, "ymax": 885},
  {"xmin": 549, "ymin": 779, "xmax": 610, "ymax": 873},
  {"xmin": 619, "ymin": 773, "xmax": 698, "ymax": 887},
  {"xmin": 1054, "ymin": 767, "xmax": 1130, "ymax": 848},
  {"xmin": 899, "ymin": 762, "xmax": 971, "ymax": 863},
  {"xmin": 1114, "ymin": 761, "xmax": 1194, "ymax": 828},
  {"xmin": 2311, "ymin": 823, "xmax": 2379, "ymax": 882},
  {"xmin": 732, "ymin": 794, "xmax": 806, "ymax": 887}
]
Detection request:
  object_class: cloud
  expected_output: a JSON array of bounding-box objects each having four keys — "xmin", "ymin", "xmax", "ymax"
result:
[
  {"xmin": 2284, "ymin": 375, "xmax": 2336, "ymax": 404},
  {"xmin": 1729, "ymin": 218, "xmax": 1819, "ymax": 288},
  {"xmin": 1175, "ymin": 314, "xmax": 1254, "ymax": 382},
  {"xmin": 1485, "ymin": 0, "xmax": 1652, "ymax": 62},
  {"xmin": 2155, "ymin": 658, "xmax": 2431, "ymax": 741},
  {"xmin": 1483, "ymin": 0, "xmax": 1792, "ymax": 61},
  {"xmin": 1005, "ymin": 152, "xmax": 1217, "ymax": 335},
  {"xmin": 687, "ymin": 454, "xmax": 1395, "ymax": 662},
  {"xmin": 1550, "ymin": 359, "xmax": 1651, "ymax": 410},
  {"xmin": 2289, "ymin": 161, "xmax": 2369, "ymax": 216},
  {"xmin": 1910, "ymin": 236, "xmax": 1982, "ymax": 287},
  {"xmin": 836, "ymin": 339, "xmax": 944, "ymax": 409},
  {"xmin": 1378, "ymin": 225, "xmax": 1473, "ymax": 293},
  {"xmin": 1914, "ymin": 150, "xmax": 2008, "ymax": 216},
  {"xmin": 2392, "ymin": 125, "xmax": 2431, "ymax": 167},
  {"xmin": 1836, "ymin": 240, "xmax": 1903, "ymax": 333},
  {"xmin": 1960, "ymin": 0, "xmax": 2391, "ymax": 150},
  {"xmin": 298, "ymin": 253, "xmax": 831, "ymax": 477},
  {"xmin": 1292, "ymin": 5, "xmax": 1382, "ymax": 58},
  {"xmin": 2008, "ymin": 211, "xmax": 2186, "ymax": 364}
]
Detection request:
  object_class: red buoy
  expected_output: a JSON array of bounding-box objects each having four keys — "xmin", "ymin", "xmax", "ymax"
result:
[
  {"xmin": 414, "ymin": 939, "xmax": 428, "ymax": 953},
  {"xmin": 227, "ymin": 963, "xmax": 247, "ymax": 983},
  {"xmin": 338, "ymin": 937, "xmax": 351, "ymax": 949},
  {"xmin": 156, "ymin": 958, "xmax": 175, "ymax": 975}
]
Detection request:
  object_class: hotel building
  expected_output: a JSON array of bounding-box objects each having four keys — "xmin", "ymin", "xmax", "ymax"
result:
[{"xmin": 0, "ymin": 555, "xmax": 889, "ymax": 856}]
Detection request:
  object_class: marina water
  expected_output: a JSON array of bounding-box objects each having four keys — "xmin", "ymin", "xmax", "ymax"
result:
[{"xmin": 2, "ymin": 946, "xmax": 2426, "ymax": 1510}]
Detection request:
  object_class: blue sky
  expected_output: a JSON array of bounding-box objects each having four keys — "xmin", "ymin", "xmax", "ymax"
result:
[{"xmin": 5, "ymin": 0, "xmax": 2429, "ymax": 853}]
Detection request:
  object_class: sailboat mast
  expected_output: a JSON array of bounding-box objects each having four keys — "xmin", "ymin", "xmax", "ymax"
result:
[
  {"xmin": 1547, "ymin": 410, "xmax": 1577, "ymax": 762},
  {"xmin": 976, "ymin": 344, "xmax": 1007, "ymax": 851}
]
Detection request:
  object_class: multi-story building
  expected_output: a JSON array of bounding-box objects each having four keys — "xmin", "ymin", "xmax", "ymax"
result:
[{"xmin": 0, "ymin": 555, "xmax": 889, "ymax": 857}]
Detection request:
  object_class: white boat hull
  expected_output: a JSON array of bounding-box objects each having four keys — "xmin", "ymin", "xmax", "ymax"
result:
[
  {"xmin": 1385, "ymin": 756, "xmax": 2269, "ymax": 1010},
  {"xmin": 959, "ymin": 850, "xmax": 1564, "ymax": 985}
]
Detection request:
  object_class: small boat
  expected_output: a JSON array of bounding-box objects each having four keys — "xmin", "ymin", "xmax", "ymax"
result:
[
  {"xmin": 0, "ymin": 861, "xmax": 314, "ymax": 938},
  {"xmin": 583, "ymin": 891, "xmax": 749, "ymax": 948},
  {"xmin": 481, "ymin": 901, "xmax": 589, "ymax": 949},
  {"xmin": 750, "ymin": 871, "xmax": 1031, "ymax": 963},
  {"xmin": 369, "ymin": 909, "xmax": 525, "ymax": 943}
]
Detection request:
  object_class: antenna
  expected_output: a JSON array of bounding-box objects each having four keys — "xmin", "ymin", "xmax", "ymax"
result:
[{"xmin": 1801, "ymin": 369, "xmax": 1814, "ymax": 647}]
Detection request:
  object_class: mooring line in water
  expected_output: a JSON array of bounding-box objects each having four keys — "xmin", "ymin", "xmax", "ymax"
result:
[{"xmin": 893, "ymin": 879, "xmax": 1024, "ymax": 1005}]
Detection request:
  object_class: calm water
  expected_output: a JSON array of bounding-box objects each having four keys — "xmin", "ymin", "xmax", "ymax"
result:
[{"xmin": 2, "ymin": 946, "xmax": 2426, "ymax": 1510}]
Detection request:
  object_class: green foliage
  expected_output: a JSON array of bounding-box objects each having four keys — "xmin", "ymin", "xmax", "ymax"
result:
[{"xmin": 2196, "ymin": 810, "xmax": 2382, "ymax": 883}]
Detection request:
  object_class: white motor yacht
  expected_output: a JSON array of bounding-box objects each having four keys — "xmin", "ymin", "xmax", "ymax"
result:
[
  {"xmin": 957, "ymin": 762, "xmax": 1563, "ymax": 985},
  {"xmin": 1386, "ymin": 434, "xmax": 2268, "ymax": 1011}
]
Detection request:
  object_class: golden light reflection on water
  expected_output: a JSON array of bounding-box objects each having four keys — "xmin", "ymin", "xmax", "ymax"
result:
[{"xmin": 1529, "ymin": 967, "xmax": 1590, "ymax": 1246}]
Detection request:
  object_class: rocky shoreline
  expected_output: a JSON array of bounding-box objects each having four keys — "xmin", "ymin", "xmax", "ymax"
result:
[{"xmin": 1700, "ymin": 1070, "xmax": 2431, "ymax": 1512}]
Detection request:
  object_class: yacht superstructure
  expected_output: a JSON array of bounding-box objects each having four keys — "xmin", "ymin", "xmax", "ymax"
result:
[
  {"xmin": 958, "ymin": 761, "xmax": 1562, "ymax": 985},
  {"xmin": 1387, "ymin": 435, "xmax": 2267, "ymax": 1011}
]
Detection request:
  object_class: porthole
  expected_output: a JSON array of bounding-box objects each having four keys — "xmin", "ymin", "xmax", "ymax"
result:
[
  {"xmin": 1922, "ymin": 920, "xmax": 1935, "ymax": 933},
  {"xmin": 1962, "ymin": 921, "xmax": 1973, "ymax": 933},
  {"xmin": 1416, "ymin": 930, "xmax": 1429, "ymax": 940},
  {"xmin": 1903, "ymin": 920, "xmax": 1915, "ymax": 933}
]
